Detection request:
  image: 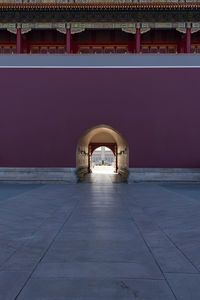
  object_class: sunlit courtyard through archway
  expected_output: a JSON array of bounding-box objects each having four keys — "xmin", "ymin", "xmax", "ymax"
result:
[{"xmin": 92, "ymin": 147, "xmax": 115, "ymax": 174}]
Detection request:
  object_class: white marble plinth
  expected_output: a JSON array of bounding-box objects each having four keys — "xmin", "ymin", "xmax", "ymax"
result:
[
  {"xmin": 128, "ymin": 168, "xmax": 200, "ymax": 183},
  {"xmin": 0, "ymin": 168, "xmax": 77, "ymax": 183}
]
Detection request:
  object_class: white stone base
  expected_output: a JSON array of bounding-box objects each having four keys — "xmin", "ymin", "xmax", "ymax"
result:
[
  {"xmin": 0, "ymin": 168, "xmax": 77, "ymax": 183},
  {"xmin": 128, "ymin": 168, "xmax": 200, "ymax": 183},
  {"xmin": 1, "ymin": 167, "xmax": 200, "ymax": 183}
]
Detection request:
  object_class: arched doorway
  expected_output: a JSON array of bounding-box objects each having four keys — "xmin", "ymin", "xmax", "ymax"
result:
[
  {"xmin": 76, "ymin": 124, "xmax": 129, "ymax": 181},
  {"xmin": 90, "ymin": 145, "xmax": 117, "ymax": 174}
]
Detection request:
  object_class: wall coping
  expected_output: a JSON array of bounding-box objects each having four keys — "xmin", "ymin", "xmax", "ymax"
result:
[{"xmin": 0, "ymin": 54, "xmax": 200, "ymax": 68}]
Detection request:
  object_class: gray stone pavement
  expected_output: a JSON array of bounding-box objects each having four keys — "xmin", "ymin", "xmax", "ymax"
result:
[{"xmin": 0, "ymin": 178, "xmax": 200, "ymax": 299}]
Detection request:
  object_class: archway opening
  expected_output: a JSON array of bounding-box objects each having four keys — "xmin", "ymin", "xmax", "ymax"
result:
[
  {"xmin": 91, "ymin": 146, "xmax": 115, "ymax": 174},
  {"xmin": 76, "ymin": 124, "xmax": 129, "ymax": 181}
]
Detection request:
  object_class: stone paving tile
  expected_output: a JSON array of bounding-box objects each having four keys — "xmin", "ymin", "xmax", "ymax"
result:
[
  {"xmin": 0, "ymin": 244, "xmax": 16, "ymax": 266},
  {"xmin": 1, "ymin": 181, "xmax": 200, "ymax": 299},
  {"xmin": 17, "ymin": 278, "xmax": 175, "ymax": 300},
  {"xmin": 166, "ymin": 273, "xmax": 200, "ymax": 300},
  {"xmin": 138, "ymin": 226, "xmax": 197, "ymax": 274},
  {"xmin": 32, "ymin": 261, "xmax": 163, "ymax": 279},
  {"xmin": 68, "ymin": 219, "xmax": 135, "ymax": 228},
  {"xmin": 122, "ymin": 184, "xmax": 200, "ymax": 273},
  {"xmin": 160, "ymin": 183, "xmax": 200, "ymax": 202},
  {"xmin": 2, "ymin": 207, "xmax": 78, "ymax": 273},
  {"xmin": 161, "ymin": 229, "xmax": 200, "ymax": 271},
  {"xmin": 65, "ymin": 217, "xmax": 134, "ymax": 228},
  {"xmin": 55, "ymin": 227, "xmax": 143, "ymax": 241},
  {"xmin": 60, "ymin": 218, "xmax": 143, "ymax": 241},
  {"xmin": 42, "ymin": 240, "xmax": 154, "ymax": 263},
  {"xmin": 0, "ymin": 271, "xmax": 29, "ymax": 300},
  {"xmin": 128, "ymin": 211, "xmax": 197, "ymax": 273},
  {"xmin": 0, "ymin": 183, "xmax": 42, "ymax": 202}
]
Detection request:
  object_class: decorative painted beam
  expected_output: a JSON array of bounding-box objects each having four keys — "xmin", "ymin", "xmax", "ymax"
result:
[
  {"xmin": 176, "ymin": 22, "xmax": 200, "ymax": 34},
  {"xmin": 56, "ymin": 23, "xmax": 85, "ymax": 34},
  {"xmin": 6, "ymin": 23, "xmax": 31, "ymax": 34},
  {"xmin": 1, "ymin": 22, "xmax": 200, "ymax": 33}
]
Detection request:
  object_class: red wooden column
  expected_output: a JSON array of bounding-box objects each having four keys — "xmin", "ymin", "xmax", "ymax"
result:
[
  {"xmin": 136, "ymin": 27, "xmax": 141, "ymax": 53},
  {"xmin": 66, "ymin": 28, "xmax": 71, "ymax": 54},
  {"xmin": 186, "ymin": 27, "xmax": 191, "ymax": 53},
  {"xmin": 16, "ymin": 28, "xmax": 22, "ymax": 54}
]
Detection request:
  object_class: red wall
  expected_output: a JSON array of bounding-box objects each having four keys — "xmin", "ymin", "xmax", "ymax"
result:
[{"xmin": 0, "ymin": 68, "xmax": 200, "ymax": 168}]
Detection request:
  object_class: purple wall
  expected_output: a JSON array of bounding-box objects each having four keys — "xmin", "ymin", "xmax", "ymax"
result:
[{"xmin": 0, "ymin": 68, "xmax": 200, "ymax": 168}]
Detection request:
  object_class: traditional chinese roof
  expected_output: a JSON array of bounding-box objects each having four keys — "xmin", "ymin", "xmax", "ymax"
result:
[
  {"xmin": 0, "ymin": 0, "xmax": 200, "ymax": 10},
  {"xmin": 0, "ymin": 0, "xmax": 200, "ymax": 23}
]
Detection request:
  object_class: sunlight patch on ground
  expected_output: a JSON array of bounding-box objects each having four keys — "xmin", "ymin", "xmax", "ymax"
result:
[{"xmin": 92, "ymin": 166, "xmax": 115, "ymax": 174}]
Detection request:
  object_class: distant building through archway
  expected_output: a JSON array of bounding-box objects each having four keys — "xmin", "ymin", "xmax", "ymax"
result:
[
  {"xmin": 76, "ymin": 124, "xmax": 129, "ymax": 181},
  {"xmin": 92, "ymin": 146, "xmax": 115, "ymax": 174}
]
